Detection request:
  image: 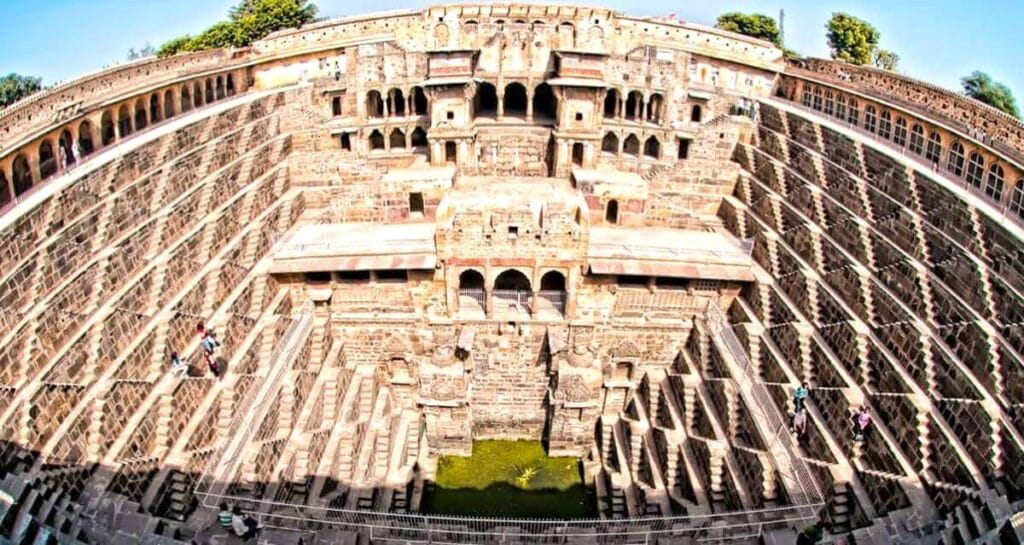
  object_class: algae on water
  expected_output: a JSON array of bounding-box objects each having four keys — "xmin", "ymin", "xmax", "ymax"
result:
[{"xmin": 425, "ymin": 440, "xmax": 588, "ymax": 518}]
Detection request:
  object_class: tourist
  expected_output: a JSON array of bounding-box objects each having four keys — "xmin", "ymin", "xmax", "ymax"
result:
[
  {"xmin": 71, "ymin": 139, "xmax": 83, "ymax": 165},
  {"xmin": 217, "ymin": 503, "xmax": 234, "ymax": 531},
  {"xmin": 852, "ymin": 405, "xmax": 872, "ymax": 442},
  {"xmin": 230, "ymin": 506, "xmax": 260, "ymax": 540},
  {"xmin": 793, "ymin": 383, "xmax": 809, "ymax": 411},
  {"xmin": 170, "ymin": 351, "xmax": 187, "ymax": 375},
  {"xmin": 58, "ymin": 145, "xmax": 68, "ymax": 172},
  {"xmin": 792, "ymin": 407, "xmax": 808, "ymax": 440}
]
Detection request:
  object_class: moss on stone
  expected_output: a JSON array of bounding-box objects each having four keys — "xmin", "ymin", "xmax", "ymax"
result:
[{"xmin": 424, "ymin": 440, "xmax": 587, "ymax": 518}]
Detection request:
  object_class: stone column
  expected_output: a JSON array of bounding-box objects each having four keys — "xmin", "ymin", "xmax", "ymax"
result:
[{"xmin": 526, "ymin": 89, "xmax": 534, "ymax": 122}]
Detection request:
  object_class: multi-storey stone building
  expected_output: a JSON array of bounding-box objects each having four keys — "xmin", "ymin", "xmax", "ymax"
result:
[{"xmin": 0, "ymin": 3, "xmax": 1021, "ymax": 544}]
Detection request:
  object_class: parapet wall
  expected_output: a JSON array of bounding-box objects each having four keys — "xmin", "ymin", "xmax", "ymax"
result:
[{"xmin": 789, "ymin": 58, "xmax": 1024, "ymax": 163}]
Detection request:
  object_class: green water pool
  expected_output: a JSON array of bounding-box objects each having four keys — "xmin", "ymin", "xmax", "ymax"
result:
[{"xmin": 423, "ymin": 440, "xmax": 590, "ymax": 518}]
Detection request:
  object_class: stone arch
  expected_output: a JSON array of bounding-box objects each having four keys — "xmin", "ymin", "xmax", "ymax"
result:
[
  {"xmin": 646, "ymin": 93, "xmax": 663, "ymax": 123},
  {"xmin": 690, "ymin": 104, "xmax": 702, "ymax": 122},
  {"xmin": 0, "ymin": 170, "xmax": 9, "ymax": 207},
  {"xmin": 625, "ymin": 91, "xmax": 642, "ymax": 120},
  {"xmin": 557, "ymin": 21, "xmax": 575, "ymax": 48},
  {"xmin": 366, "ymin": 90, "xmax": 385, "ymax": 117},
  {"xmin": 603, "ymin": 89, "xmax": 620, "ymax": 118},
  {"xmin": 463, "ymin": 20, "xmax": 479, "ymax": 33},
  {"xmin": 623, "ymin": 134, "xmax": 640, "ymax": 156},
  {"xmin": 494, "ymin": 269, "xmax": 531, "ymax": 291},
  {"xmin": 926, "ymin": 132, "xmax": 942, "ymax": 163},
  {"xmin": 459, "ymin": 269, "xmax": 485, "ymax": 290},
  {"xmin": 388, "ymin": 88, "xmax": 406, "ymax": 116},
  {"xmin": 118, "ymin": 104, "xmax": 133, "ymax": 137},
  {"xmin": 605, "ymin": 199, "xmax": 619, "ymax": 223},
  {"xmin": 1011, "ymin": 180, "xmax": 1024, "ymax": 219},
  {"xmin": 134, "ymin": 99, "xmax": 148, "ymax": 131},
  {"xmin": 824, "ymin": 89, "xmax": 834, "ymax": 115},
  {"xmin": 193, "ymin": 82, "xmax": 203, "ymax": 108},
  {"xmin": 226, "ymin": 74, "xmax": 236, "ymax": 95},
  {"xmin": 204, "ymin": 79, "xmax": 214, "ymax": 103},
  {"xmin": 77, "ymin": 120, "xmax": 95, "ymax": 155},
  {"xmin": 163, "ymin": 89, "xmax": 175, "ymax": 119},
  {"xmin": 476, "ymin": 82, "xmax": 498, "ymax": 117},
  {"xmin": 532, "ymin": 82, "xmax": 556, "ymax": 120},
  {"xmin": 433, "ymin": 22, "xmax": 450, "ymax": 46},
  {"xmin": 411, "ymin": 126, "xmax": 428, "ymax": 148},
  {"xmin": 893, "ymin": 116, "xmax": 907, "ymax": 146},
  {"xmin": 149, "ymin": 94, "xmax": 161, "ymax": 124},
  {"xmin": 215, "ymin": 76, "xmax": 225, "ymax": 99},
  {"xmin": 878, "ymin": 110, "xmax": 892, "ymax": 139},
  {"xmin": 412, "ymin": 86, "xmax": 428, "ymax": 115},
  {"xmin": 540, "ymin": 270, "xmax": 566, "ymax": 291},
  {"xmin": 986, "ymin": 163, "xmax": 1004, "ymax": 200},
  {"xmin": 101, "ymin": 110, "xmax": 116, "ymax": 145},
  {"xmin": 947, "ymin": 141, "xmax": 965, "ymax": 176},
  {"xmin": 602, "ymin": 132, "xmax": 619, "ymax": 154},
  {"xmin": 864, "ymin": 105, "xmax": 877, "ymax": 133},
  {"xmin": 643, "ymin": 136, "xmax": 660, "ymax": 159},
  {"xmin": 909, "ymin": 123, "xmax": 924, "ymax": 154},
  {"xmin": 503, "ymin": 82, "xmax": 528, "ymax": 116},
  {"xmin": 368, "ymin": 129, "xmax": 385, "ymax": 151},
  {"xmin": 390, "ymin": 128, "xmax": 406, "ymax": 149},
  {"xmin": 965, "ymin": 151, "xmax": 985, "ymax": 188},
  {"xmin": 38, "ymin": 139, "xmax": 57, "ymax": 179},
  {"xmin": 180, "ymin": 86, "xmax": 192, "ymax": 112},
  {"xmin": 12, "ymin": 154, "xmax": 32, "ymax": 195},
  {"xmin": 847, "ymin": 98, "xmax": 860, "ymax": 124},
  {"xmin": 572, "ymin": 142, "xmax": 584, "ymax": 166}
]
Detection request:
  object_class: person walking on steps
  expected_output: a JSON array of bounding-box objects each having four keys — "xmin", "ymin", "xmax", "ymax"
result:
[
  {"xmin": 852, "ymin": 405, "xmax": 872, "ymax": 442},
  {"xmin": 231, "ymin": 506, "xmax": 261, "ymax": 540},
  {"xmin": 792, "ymin": 407, "xmax": 808, "ymax": 442},
  {"xmin": 218, "ymin": 503, "xmax": 234, "ymax": 531},
  {"xmin": 794, "ymin": 382, "xmax": 809, "ymax": 412},
  {"xmin": 170, "ymin": 351, "xmax": 188, "ymax": 375}
]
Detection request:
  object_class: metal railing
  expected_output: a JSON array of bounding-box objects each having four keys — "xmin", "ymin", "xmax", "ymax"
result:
[
  {"xmin": 535, "ymin": 290, "xmax": 566, "ymax": 315},
  {"xmin": 703, "ymin": 302, "xmax": 824, "ymax": 507},
  {"xmin": 589, "ymin": 240, "xmax": 754, "ymax": 265},
  {"xmin": 457, "ymin": 288, "xmax": 486, "ymax": 312},
  {"xmin": 491, "ymin": 289, "xmax": 531, "ymax": 315}
]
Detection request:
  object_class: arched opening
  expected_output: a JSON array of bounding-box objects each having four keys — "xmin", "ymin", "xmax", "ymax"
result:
[
  {"xmin": 366, "ymin": 91, "xmax": 385, "ymax": 118},
  {"xmin": 823, "ymin": 90, "xmax": 834, "ymax": 115},
  {"xmin": 412, "ymin": 87, "xmax": 428, "ymax": 115},
  {"xmin": 947, "ymin": 142, "xmax": 965, "ymax": 177},
  {"xmin": 39, "ymin": 140, "xmax": 57, "ymax": 178},
  {"xmin": 475, "ymin": 82, "xmax": 498, "ymax": 117},
  {"xmin": 149, "ymin": 94, "xmax": 161, "ymax": 124},
  {"xmin": 368, "ymin": 130, "xmax": 385, "ymax": 151},
  {"xmin": 986, "ymin": 164, "xmax": 1005, "ymax": 200},
  {"xmin": 493, "ymin": 269, "xmax": 532, "ymax": 314},
  {"xmin": 0, "ymin": 170, "xmax": 9, "ymax": 207},
  {"xmin": 226, "ymin": 74, "xmax": 236, "ymax": 96},
  {"xmin": 625, "ymin": 91, "xmax": 641, "ymax": 120},
  {"xmin": 180, "ymin": 86, "xmax": 192, "ymax": 113},
  {"xmin": 134, "ymin": 99, "xmax": 148, "ymax": 131},
  {"xmin": 445, "ymin": 141, "xmax": 457, "ymax": 164},
  {"xmin": 812, "ymin": 87, "xmax": 822, "ymax": 110},
  {"xmin": 532, "ymin": 83, "xmax": 557, "ymax": 120},
  {"xmin": 117, "ymin": 105, "xmax": 133, "ymax": 137},
  {"xmin": 503, "ymin": 82, "xmax": 528, "ymax": 117},
  {"xmin": 864, "ymin": 106, "xmax": 877, "ymax": 133},
  {"xmin": 388, "ymin": 88, "xmax": 406, "ymax": 117},
  {"xmin": 193, "ymin": 82, "xmax": 203, "ymax": 108},
  {"xmin": 339, "ymin": 133, "xmax": 352, "ymax": 151},
  {"xmin": 12, "ymin": 155, "xmax": 32, "ymax": 196},
  {"xmin": 458, "ymin": 269, "xmax": 486, "ymax": 312},
  {"xmin": 603, "ymin": 89, "xmax": 620, "ymax": 118},
  {"xmin": 605, "ymin": 199, "xmax": 619, "ymax": 224},
  {"xmin": 690, "ymin": 104, "xmax": 702, "ymax": 123},
  {"xmin": 558, "ymin": 21, "xmax": 575, "ymax": 48},
  {"xmin": 572, "ymin": 142, "xmax": 584, "ymax": 166},
  {"xmin": 204, "ymin": 79, "xmax": 214, "ymax": 103},
  {"xmin": 78, "ymin": 120, "xmax": 95, "ymax": 155},
  {"xmin": 965, "ymin": 151, "xmax": 985, "ymax": 188},
  {"xmin": 411, "ymin": 127, "xmax": 428, "ymax": 148},
  {"xmin": 389, "ymin": 128, "xmax": 406, "ymax": 149},
  {"xmin": 643, "ymin": 136, "xmax": 660, "ymax": 159},
  {"xmin": 495, "ymin": 269, "xmax": 531, "ymax": 291},
  {"xmin": 602, "ymin": 133, "xmax": 618, "ymax": 154},
  {"xmin": 58, "ymin": 130, "xmax": 74, "ymax": 168},
  {"xmin": 163, "ymin": 90, "xmax": 175, "ymax": 119},
  {"xmin": 215, "ymin": 76, "xmax": 225, "ymax": 100},
  {"xmin": 1011, "ymin": 180, "xmax": 1024, "ymax": 220},
  {"xmin": 926, "ymin": 132, "xmax": 942, "ymax": 164},
  {"xmin": 878, "ymin": 110, "xmax": 892, "ymax": 139},
  {"xmin": 847, "ymin": 98, "xmax": 860, "ymax": 125},
  {"xmin": 836, "ymin": 94, "xmax": 847, "ymax": 119},
  {"xmin": 538, "ymin": 270, "xmax": 567, "ymax": 314},
  {"xmin": 908, "ymin": 124, "xmax": 924, "ymax": 155},
  {"xmin": 646, "ymin": 93, "xmax": 663, "ymax": 123},
  {"xmin": 893, "ymin": 117, "xmax": 907, "ymax": 146},
  {"xmin": 623, "ymin": 134, "xmax": 640, "ymax": 157},
  {"xmin": 101, "ymin": 111, "xmax": 115, "ymax": 145}
]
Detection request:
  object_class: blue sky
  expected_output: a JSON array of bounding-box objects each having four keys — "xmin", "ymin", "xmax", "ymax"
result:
[{"xmin": 1, "ymin": 0, "xmax": 1021, "ymax": 100}]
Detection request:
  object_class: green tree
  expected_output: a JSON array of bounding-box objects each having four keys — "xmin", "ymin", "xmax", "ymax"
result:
[
  {"xmin": 156, "ymin": 0, "xmax": 318, "ymax": 57},
  {"xmin": 962, "ymin": 71, "xmax": 1020, "ymax": 119},
  {"xmin": 715, "ymin": 12, "xmax": 781, "ymax": 46},
  {"xmin": 872, "ymin": 49, "xmax": 899, "ymax": 71},
  {"xmin": 0, "ymin": 73, "xmax": 43, "ymax": 109},
  {"xmin": 158, "ymin": 35, "xmax": 194, "ymax": 57},
  {"xmin": 825, "ymin": 12, "xmax": 880, "ymax": 65},
  {"xmin": 188, "ymin": 21, "xmax": 239, "ymax": 50}
]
